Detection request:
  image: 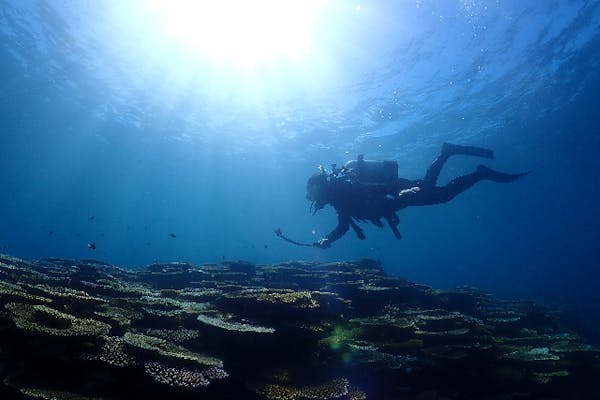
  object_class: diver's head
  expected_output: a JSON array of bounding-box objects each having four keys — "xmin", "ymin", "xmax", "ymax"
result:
[{"xmin": 306, "ymin": 171, "xmax": 330, "ymax": 213}]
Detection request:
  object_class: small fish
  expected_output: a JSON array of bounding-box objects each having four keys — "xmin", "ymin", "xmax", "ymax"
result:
[
  {"xmin": 87, "ymin": 243, "xmax": 96, "ymax": 250},
  {"xmin": 89, "ymin": 215, "xmax": 95, "ymax": 220},
  {"xmin": 169, "ymin": 233, "xmax": 177, "ymax": 238}
]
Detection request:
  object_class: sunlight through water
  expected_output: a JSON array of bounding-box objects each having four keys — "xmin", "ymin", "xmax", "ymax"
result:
[
  {"xmin": 96, "ymin": 0, "xmax": 373, "ymax": 111},
  {"xmin": 144, "ymin": 0, "xmax": 325, "ymax": 70}
]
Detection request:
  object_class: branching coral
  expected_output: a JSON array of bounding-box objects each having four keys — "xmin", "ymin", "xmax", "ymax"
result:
[
  {"xmin": 19, "ymin": 388, "xmax": 103, "ymax": 400},
  {"xmin": 143, "ymin": 361, "xmax": 228, "ymax": 388},
  {"xmin": 146, "ymin": 328, "xmax": 201, "ymax": 343},
  {"xmin": 144, "ymin": 362, "xmax": 210, "ymax": 387},
  {"xmin": 300, "ymin": 378, "xmax": 349, "ymax": 399},
  {"xmin": 203, "ymin": 366, "xmax": 229, "ymax": 380},
  {"xmin": 98, "ymin": 336, "xmax": 136, "ymax": 367},
  {"xmin": 254, "ymin": 378, "xmax": 350, "ymax": 400}
]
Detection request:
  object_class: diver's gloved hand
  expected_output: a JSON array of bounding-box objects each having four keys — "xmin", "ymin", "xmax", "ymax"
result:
[
  {"xmin": 314, "ymin": 238, "xmax": 331, "ymax": 249},
  {"xmin": 398, "ymin": 186, "xmax": 421, "ymax": 197}
]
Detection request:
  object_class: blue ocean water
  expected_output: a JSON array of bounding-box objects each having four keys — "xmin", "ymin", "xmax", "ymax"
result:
[{"xmin": 0, "ymin": 0, "xmax": 598, "ymax": 335}]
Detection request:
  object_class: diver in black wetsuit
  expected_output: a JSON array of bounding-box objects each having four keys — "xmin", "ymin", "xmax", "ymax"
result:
[{"xmin": 306, "ymin": 143, "xmax": 530, "ymax": 248}]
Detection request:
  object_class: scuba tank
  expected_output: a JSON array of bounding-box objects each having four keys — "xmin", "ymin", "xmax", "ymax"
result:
[{"xmin": 343, "ymin": 155, "xmax": 398, "ymax": 188}]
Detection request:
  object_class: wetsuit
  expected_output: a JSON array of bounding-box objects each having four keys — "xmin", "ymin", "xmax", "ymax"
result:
[{"xmin": 317, "ymin": 143, "xmax": 528, "ymax": 248}]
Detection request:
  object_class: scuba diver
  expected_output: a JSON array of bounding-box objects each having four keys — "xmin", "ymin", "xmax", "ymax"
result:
[{"xmin": 277, "ymin": 142, "xmax": 529, "ymax": 249}]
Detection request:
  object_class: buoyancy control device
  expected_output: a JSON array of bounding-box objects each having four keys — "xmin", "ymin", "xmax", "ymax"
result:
[{"xmin": 342, "ymin": 155, "xmax": 398, "ymax": 188}]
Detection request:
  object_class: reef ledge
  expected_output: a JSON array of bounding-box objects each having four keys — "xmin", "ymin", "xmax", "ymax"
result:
[{"xmin": 0, "ymin": 254, "xmax": 598, "ymax": 399}]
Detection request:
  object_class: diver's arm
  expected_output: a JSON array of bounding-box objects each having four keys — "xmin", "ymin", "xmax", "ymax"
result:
[
  {"xmin": 315, "ymin": 213, "xmax": 350, "ymax": 248},
  {"xmin": 384, "ymin": 212, "xmax": 402, "ymax": 240},
  {"xmin": 392, "ymin": 186, "xmax": 421, "ymax": 210}
]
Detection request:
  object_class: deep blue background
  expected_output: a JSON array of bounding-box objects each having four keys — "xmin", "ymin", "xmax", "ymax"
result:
[{"xmin": 1, "ymin": 1, "xmax": 599, "ymax": 335}]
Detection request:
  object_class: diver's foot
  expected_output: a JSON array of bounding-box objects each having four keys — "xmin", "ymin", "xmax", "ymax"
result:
[
  {"xmin": 476, "ymin": 165, "xmax": 531, "ymax": 183},
  {"xmin": 442, "ymin": 142, "xmax": 494, "ymax": 159}
]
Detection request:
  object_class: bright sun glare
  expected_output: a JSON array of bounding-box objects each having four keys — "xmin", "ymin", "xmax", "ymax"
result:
[{"xmin": 146, "ymin": 0, "xmax": 325, "ymax": 68}]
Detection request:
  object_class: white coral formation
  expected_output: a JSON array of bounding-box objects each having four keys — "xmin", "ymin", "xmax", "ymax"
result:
[
  {"xmin": 28, "ymin": 284, "xmax": 106, "ymax": 305},
  {"xmin": 197, "ymin": 313, "xmax": 275, "ymax": 333},
  {"xmin": 504, "ymin": 346, "xmax": 560, "ymax": 361}
]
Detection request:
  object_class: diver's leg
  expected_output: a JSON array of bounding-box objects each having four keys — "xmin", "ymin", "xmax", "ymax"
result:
[
  {"xmin": 475, "ymin": 165, "xmax": 531, "ymax": 183},
  {"xmin": 431, "ymin": 165, "xmax": 530, "ymax": 204},
  {"xmin": 442, "ymin": 143, "xmax": 495, "ymax": 160},
  {"xmin": 421, "ymin": 152, "xmax": 450, "ymax": 187},
  {"xmin": 422, "ymin": 143, "xmax": 495, "ymax": 187}
]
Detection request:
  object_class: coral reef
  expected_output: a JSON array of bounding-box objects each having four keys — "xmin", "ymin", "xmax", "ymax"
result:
[
  {"xmin": 97, "ymin": 336, "xmax": 136, "ymax": 367},
  {"xmin": 19, "ymin": 388, "xmax": 102, "ymax": 400},
  {"xmin": 253, "ymin": 378, "xmax": 350, "ymax": 400},
  {"xmin": 143, "ymin": 362, "xmax": 210, "ymax": 388},
  {"xmin": 123, "ymin": 332, "xmax": 222, "ymax": 367},
  {"xmin": 145, "ymin": 328, "xmax": 201, "ymax": 343},
  {"xmin": 197, "ymin": 312, "xmax": 276, "ymax": 333},
  {"xmin": 0, "ymin": 253, "xmax": 598, "ymax": 399},
  {"xmin": 5, "ymin": 302, "xmax": 110, "ymax": 337}
]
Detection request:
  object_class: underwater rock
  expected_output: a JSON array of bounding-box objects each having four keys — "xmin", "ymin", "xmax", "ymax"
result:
[
  {"xmin": 221, "ymin": 260, "xmax": 257, "ymax": 275},
  {"xmin": 0, "ymin": 254, "xmax": 598, "ymax": 399}
]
